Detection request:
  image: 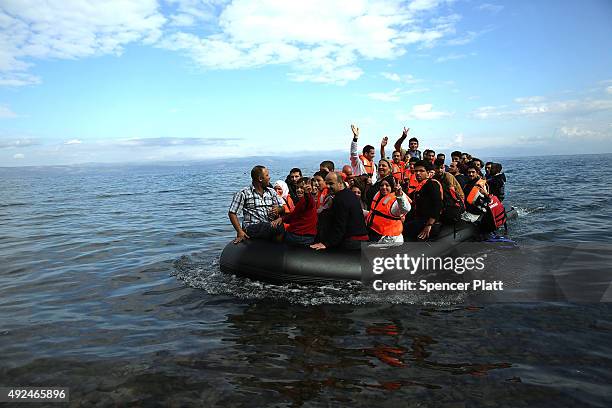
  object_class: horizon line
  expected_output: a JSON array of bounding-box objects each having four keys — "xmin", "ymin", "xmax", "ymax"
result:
[{"xmin": 2, "ymin": 151, "xmax": 612, "ymax": 169}]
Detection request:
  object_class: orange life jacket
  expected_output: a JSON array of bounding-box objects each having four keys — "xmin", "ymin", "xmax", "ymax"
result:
[
  {"xmin": 316, "ymin": 188, "xmax": 329, "ymax": 210},
  {"xmin": 406, "ymin": 173, "xmax": 420, "ymax": 195},
  {"xmin": 466, "ymin": 179, "xmax": 489, "ymax": 205},
  {"xmin": 282, "ymin": 195, "xmax": 295, "ymax": 215},
  {"xmin": 366, "ymin": 192, "xmax": 403, "ymax": 237},
  {"xmin": 391, "ymin": 161, "xmax": 405, "ymax": 183},
  {"xmin": 410, "ymin": 178, "xmax": 443, "ymax": 203},
  {"xmin": 403, "ymin": 167, "xmax": 413, "ymax": 182},
  {"xmin": 359, "ymin": 154, "xmax": 375, "ymax": 176}
]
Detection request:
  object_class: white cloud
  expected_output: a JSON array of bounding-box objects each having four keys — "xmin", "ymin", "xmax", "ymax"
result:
[
  {"xmin": 446, "ymin": 28, "xmax": 493, "ymax": 46},
  {"xmin": 606, "ymin": 86, "xmax": 612, "ymax": 95},
  {"xmin": 403, "ymin": 87, "xmax": 430, "ymax": 94},
  {"xmin": 399, "ymin": 103, "xmax": 452, "ymax": 120},
  {"xmin": 0, "ymin": 0, "xmax": 466, "ymax": 87},
  {"xmin": 13, "ymin": 153, "xmax": 24, "ymax": 159},
  {"xmin": 435, "ymin": 52, "xmax": 475, "ymax": 63},
  {"xmin": 0, "ymin": 73, "xmax": 42, "ymax": 87},
  {"xmin": 472, "ymin": 105, "xmax": 506, "ymax": 119},
  {"xmin": 514, "ymin": 96, "xmax": 546, "ymax": 104},
  {"xmin": 382, "ymin": 72, "xmax": 401, "ymax": 82},
  {"xmin": 64, "ymin": 139, "xmax": 82, "ymax": 145},
  {"xmin": 158, "ymin": 0, "xmax": 461, "ymax": 84},
  {"xmin": 517, "ymin": 125, "xmax": 611, "ymax": 144},
  {"xmin": 112, "ymin": 136, "xmax": 241, "ymax": 147},
  {"xmin": 0, "ymin": 137, "xmax": 37, "ymax": 148},
  {"xmin": 477, "ymin": 3, "xmax": 504, "ymax": 14},
  {"xmin": 0, "ymin": 105, "xmax": 18, "ymax": 118},
  {"xmin": 165, "ymin": 0, "xmax": 225, "ymax": 27},
  {"xmin": 367, "ymin": 88, "xmax": 402, "ymax": 102},
  {"xmin": 472, "ymin": 98, "xmax": 612, "ymax": 119},
  {"xmin": 0, "ymin": 0, "xmax": 166, "ymax": 86},
  {"xmin": 454, "ymin": 132, "xmax": 464, "ymax": 145},
  {"xmin": 381, "ymin": 72, "xmax": 423, "ymax": 84},
  {"xmin": 559, "ymin": 126, "xmax": 597, "ymax": 138}
]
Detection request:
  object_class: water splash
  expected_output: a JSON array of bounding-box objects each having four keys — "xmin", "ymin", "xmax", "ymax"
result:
[
  {"xmin": 172, "ymin": 255, "xmax": 464, "ymax": 306},
  {"xmin": 515, "ymin": 205, "xmax": 546, "ymax": 217}
]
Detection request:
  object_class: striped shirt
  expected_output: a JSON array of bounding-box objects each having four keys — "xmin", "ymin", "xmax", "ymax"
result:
[{"xmin": 228, "ymin": 185, "xmax": 283, "ymax": 228}]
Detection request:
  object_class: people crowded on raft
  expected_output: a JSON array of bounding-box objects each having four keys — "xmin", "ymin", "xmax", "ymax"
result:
[{"xmin": 228, "ymin": 124, "xmax": 509, "ymax": 246}]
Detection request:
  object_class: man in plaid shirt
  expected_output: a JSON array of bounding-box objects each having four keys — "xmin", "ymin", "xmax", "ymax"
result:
[{"xmin": 228, "ymin": 165, "xmax": 285, "ymax": 244}]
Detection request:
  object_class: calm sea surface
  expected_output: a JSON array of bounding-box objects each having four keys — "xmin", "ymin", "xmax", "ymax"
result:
[{"xmin": 1, "ymin": 154, "xmax": 612, "ymax": 407}]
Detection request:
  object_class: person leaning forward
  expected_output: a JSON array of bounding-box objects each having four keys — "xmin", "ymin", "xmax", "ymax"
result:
[
  {"xmin": 310, "ymin": 172, "xmax": 369, "ymax": 251},
  {"xmin": 228, "ymin": 165, "xmax": 285, "ymax": 244}
]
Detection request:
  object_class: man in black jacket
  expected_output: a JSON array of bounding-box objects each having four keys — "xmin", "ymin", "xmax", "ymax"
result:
[
  {"xmin": 404, "ymin": 160, "xmax": 443, "ymax": 241},
  {"xmin": 487, "ymin": 163, "xmax": 506, "ymax": 201},
  {"xmin": 310, "ymin": 172, "xmax": 369, "ymax": 250}
]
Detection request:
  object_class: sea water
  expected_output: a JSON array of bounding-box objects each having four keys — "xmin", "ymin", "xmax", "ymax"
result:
[{"xmin": 1, "ymin": 154, "xmax": 611, "ymax": 406}]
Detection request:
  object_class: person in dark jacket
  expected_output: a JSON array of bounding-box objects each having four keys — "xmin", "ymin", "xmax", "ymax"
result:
[
  {"xmin": 487, "ymin": 163, "xmax": 506, "ymax": 201},
  {"xmin": 403, "ymin": 160, "xmax": 443, "ymax": 241},
  {"xmin": 310, "ymin": 172, "xmax": 369, "ymax": 250}
]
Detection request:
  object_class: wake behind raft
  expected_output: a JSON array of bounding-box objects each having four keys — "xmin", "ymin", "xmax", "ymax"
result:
[{"xmin": 220, "ymin": 207, "xmax": 518, "ymax": 284}]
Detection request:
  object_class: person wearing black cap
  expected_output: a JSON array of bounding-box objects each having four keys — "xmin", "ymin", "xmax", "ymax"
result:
[{"xmin": 404, "ymin": 160, "xmax": 443, "ymax": 241}]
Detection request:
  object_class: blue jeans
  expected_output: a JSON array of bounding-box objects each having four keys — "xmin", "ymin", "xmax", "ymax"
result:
[
  {"xmin": 284, "ymin": 231, "xmax": 315, "ymax": 246},
  {"xmin": 245, "ymin": 222, "xmax": 284, "ymax": 240}
]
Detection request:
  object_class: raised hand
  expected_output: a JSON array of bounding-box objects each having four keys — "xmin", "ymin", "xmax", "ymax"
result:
[
  {"xmin": 381, "ymin": 136, "xmax": 388, "ymax": 147},
  {"xmin": 402, "ymin": 127, "xmax": 410, "ymax": 137},
  {"xmin": 395, "ymin": 183, "xmax": 403, "ymax": 196},
  {"xmin": 351, "ymin": 124, "xmax": 359, "ymax": 138}
]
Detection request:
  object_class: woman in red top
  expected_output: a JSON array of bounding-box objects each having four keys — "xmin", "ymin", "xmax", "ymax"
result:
[{"xmin": 282, "ymin": 177, "xmax": 318, "ymax": 246}]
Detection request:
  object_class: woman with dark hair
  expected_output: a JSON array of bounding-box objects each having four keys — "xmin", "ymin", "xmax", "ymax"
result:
[
  {"xmin": 364, "ymin": 158, "xmax": 393, "ymax": 207},
  {"xmin": 282, "ymin": 177, "xmax": 318, "ymax": 246},
  {"xmin": 350, "ymin": 175, "xmax": 368, "ymax": 212},
  {"xmin": 366, "ymin": 175, "xmax": 411, "ymax": 243}
]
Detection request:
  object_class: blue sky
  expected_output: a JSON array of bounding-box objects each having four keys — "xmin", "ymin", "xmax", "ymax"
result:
[{"xmin": 1, "ymin": 0, "xmax": 611, "ymax": 166}]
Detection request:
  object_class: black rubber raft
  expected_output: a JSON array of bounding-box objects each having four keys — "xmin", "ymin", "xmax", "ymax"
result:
[{"xmin": 220, "ymin": 207, "xmax": 518, "ymax": 284}]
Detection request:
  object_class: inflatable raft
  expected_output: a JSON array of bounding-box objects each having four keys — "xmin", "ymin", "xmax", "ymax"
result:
[{"xmin": 220, "ymin": 207, "xmax": 518, "ymax": 284}]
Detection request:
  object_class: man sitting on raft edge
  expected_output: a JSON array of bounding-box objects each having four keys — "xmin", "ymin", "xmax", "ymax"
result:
[{"xmin": 228, "ymin": 165, "xmax": 285, "ymax": 244}]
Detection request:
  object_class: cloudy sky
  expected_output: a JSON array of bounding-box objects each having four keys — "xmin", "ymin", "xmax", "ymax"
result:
[{"xmin": 1, "ymin": 0, "xmax": 611, "ymax": 166}]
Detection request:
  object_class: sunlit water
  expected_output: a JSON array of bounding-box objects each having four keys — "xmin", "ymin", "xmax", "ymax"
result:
[{"xmin": 1, "ymin": 154, "xmax": 611, "ymax": 407}]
